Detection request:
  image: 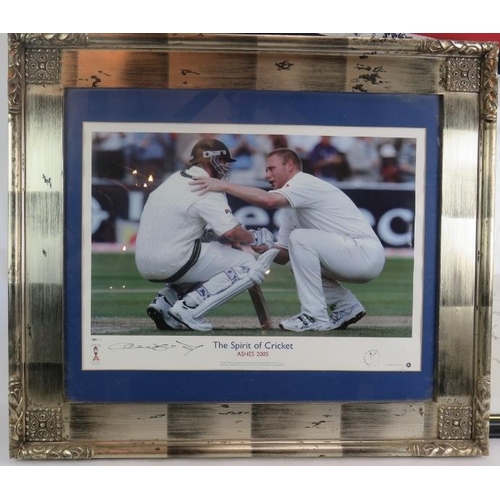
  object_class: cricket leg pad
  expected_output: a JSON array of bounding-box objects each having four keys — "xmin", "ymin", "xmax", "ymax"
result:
[{"xmin": 184, "ymin": 248, "xmax": 278, "ymax": 319}]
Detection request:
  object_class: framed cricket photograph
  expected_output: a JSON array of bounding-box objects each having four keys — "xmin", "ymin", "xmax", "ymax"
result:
[{"xmin": 8, "ymin": 33, "xmax": 497, "ymax": 459}]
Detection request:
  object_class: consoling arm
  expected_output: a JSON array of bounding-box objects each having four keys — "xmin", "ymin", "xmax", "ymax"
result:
[{"xmin": 190, "ymin": 177, "xmax": 289, "ymax": 209}]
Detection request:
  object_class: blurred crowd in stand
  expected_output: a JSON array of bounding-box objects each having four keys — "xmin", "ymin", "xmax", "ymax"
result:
[{"xmin": 92, "ymin": 132, "xmax": 417, "ymax": 187}]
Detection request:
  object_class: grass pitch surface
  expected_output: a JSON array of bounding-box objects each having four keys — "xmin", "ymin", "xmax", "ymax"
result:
[{"xmin": 91, "ymin": 252, "xmax": 413, "ymax": 337}]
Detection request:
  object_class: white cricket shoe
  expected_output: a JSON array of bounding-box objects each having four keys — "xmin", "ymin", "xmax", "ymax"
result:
[
  {"xmin": 279, "ymin": 313, "xmax": 333, "ymax": 332},
  {"xmin": 147, "ymin": 292, "xmax": 184, "ymax": 330},
  {"xmin": 330, "ymin": 303, "xmax": 366, "ymax": 330},
  {"xmin": 169, "ymin": 300, "xmax": 213, "ymax": 332}
]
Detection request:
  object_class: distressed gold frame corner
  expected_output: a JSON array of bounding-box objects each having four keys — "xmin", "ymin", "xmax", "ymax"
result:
[{"xmin": 8, "ymin": 33, "xmax": 497, "ymax": 459}]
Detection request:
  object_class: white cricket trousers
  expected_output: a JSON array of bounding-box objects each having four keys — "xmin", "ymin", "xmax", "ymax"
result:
[
  {"xmin": 176, "ymin": 241, "xmax": 255, "ymax": 285},
  {"xmin": 287, "ymin": 229, "xmax": 385, "ymax": 322}
]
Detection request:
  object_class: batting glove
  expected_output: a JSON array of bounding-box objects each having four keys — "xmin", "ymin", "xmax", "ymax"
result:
[{"xmin": 249, "ymin": 228, "xmax": 275, "ymax": 249}]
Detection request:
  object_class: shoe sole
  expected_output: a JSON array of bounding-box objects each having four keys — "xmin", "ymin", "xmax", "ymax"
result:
[
  {"xmin": 147, "ymin": 306, "xmax": 177, "ymax": 330},
  {"xmin": 279, "ymin": 321, "xmax": 333, "ymax": 332},
  {"xmin": 169, "ymin": 310, "xmax": 212, "ymax": 332},
  {"xmin": 334, "ymin": 311, "xmax": 366, "ymax": 330},
  {"xmin": 279, "ymin": 324, "xmax": 331, "ymax": 332}
]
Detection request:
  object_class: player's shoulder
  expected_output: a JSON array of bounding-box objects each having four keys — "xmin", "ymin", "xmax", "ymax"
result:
[
  {"xmin": 294, "ymin": 172, "xmax": 335, "ymax": 188},
  {"xmin": 155, "ymin": 170, "xmax": 185, "ymax": 189},
  {"xmin": 286, "ymin": 171, "xmax": 311, "ymax": 186}
]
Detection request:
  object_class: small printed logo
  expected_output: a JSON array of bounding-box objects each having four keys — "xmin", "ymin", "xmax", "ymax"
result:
[
  {"xmin": 224, "ymin": 268, "xmax": 240, "ymax": 283},
  {"xmin": 92, "ymin": 344, "xmax": 101, "ymax": 365},
  {"xmin": 196, "ymin": 286, "xmax": 211, "ymax": 298}
]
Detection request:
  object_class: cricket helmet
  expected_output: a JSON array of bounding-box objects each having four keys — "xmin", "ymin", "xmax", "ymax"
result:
[{"xmin": 189, "ymin": 138, "xmax": 236, "ymax": 179}]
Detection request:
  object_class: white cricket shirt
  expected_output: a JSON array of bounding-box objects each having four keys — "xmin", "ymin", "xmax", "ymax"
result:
[
  {"xmin": 272, "ymin": 172, "xmax": 378, "ymax": 249},
  {"xmin": 135, "ymin": 166, "xmax": 239, "ymax": 280}
]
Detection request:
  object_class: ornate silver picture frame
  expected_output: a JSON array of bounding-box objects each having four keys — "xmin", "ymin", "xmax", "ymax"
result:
[{"xmin": 8, "ymin": 34, "xmax": 497, "ymax": 459}]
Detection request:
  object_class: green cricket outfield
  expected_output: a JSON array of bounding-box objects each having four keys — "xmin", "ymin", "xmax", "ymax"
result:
[{"xmin": 91, "ymin": 252, "xmax": 414, "ymax": 337}]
